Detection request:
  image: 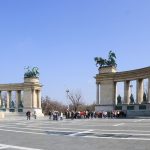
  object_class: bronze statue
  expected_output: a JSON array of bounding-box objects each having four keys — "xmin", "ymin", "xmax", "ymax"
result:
[
  {"xmin": 94, "ymin": 50, "xmax": 117, "ymax": 68},
  {"xmin": 24, "ymin": 66, "xmax": 39, "ymax": 78}
]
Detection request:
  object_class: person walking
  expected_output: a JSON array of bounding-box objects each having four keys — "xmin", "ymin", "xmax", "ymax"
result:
[
  {"xmin": 26, "ymin": 111, "xmax": 31, "ymax": 120},
  {"xmin": 33, "ymin": 111, "xmax": 37, "ymax": 119}
]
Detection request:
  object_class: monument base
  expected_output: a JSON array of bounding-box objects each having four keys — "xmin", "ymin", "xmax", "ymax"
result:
[
  {"xmin": 95, "ymin": 104, "xmax": 115, "ymax": 112},
  {"xmin": 0, "ymin": 112, "xmax": 5, "ymax": 119},
  {"xmin": 23, "ymin": 108, "xmax": 44, "ymax": 117},
  {"xmin": 99, "ymin": 66, "xmax": 117, "ymax": 74}
]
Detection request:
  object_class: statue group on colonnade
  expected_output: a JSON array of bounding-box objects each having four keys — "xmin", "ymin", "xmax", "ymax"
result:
[{"xmin": 94, "ymin": 50, "xmax": 117, "ymax": 68}]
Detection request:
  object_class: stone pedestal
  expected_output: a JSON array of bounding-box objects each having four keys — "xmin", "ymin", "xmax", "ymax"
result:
[
  {"xmin": 95, "ymin": 66, "xmax": 117, "ymax": 112},
  {"xmin": 24, "ymin": 77, "xmax": 39, "ymax": 83},
  {"xmin": 95, "ymin": 104, "xmax": 114, "ymax": 112},
  {"xmin": 99, "ymin": 66, "xmax": 117, "ymax": 73},
  {"xmin": 23, "ymin": 108, "xmax": 44, "ymax": 117},
  {"xmin": 23, "ymin": 78, "xmax": 44, "ymax": 117},
  {"xmin": 0, "ymin": 112, "xmax": 5, "ymax": 119}
]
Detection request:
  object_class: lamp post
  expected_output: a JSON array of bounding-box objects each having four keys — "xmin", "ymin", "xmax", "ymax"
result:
[
  {"xmin": 130, "ymin": 84, "xmax": 133, "ymax": 94},
  {"xmin": 66, "ymin": 89, "xmax": 69, "ymax": 110}
]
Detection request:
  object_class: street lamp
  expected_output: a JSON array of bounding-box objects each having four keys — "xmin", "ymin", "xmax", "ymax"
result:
[
  {"xmin": 66, "ymin": 89, "xmax": 69, "ymax": 110},
  {"xmin": 130, "ymin": 84, "xmax": 133, "ymax": 93},
  {"xmin": 66, "ymin": 89, "xmax": 69, "ymax": 97}
]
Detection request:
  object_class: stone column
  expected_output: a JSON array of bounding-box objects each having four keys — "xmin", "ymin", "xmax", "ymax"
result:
[
  {"xmin": 37, "ymin": 90, "xmax": 39, "ymax": 108},
  {"xmin": 18, "ymin": 91, "xmax": 22, "ymax": 107},
  {"xmin": 136, "ymin": 79, "xmax": 144, "ymax": 104},
  {"xmin": 114, "ymin": 82, "xmax": 117, "ymax": 105},
  {"xmin": 148, "ymin": 77, "xmax": 150, "ymax": 103},
  {"xmin": 16, "ymin": 91, "xmax": 19, "ymax": 110},
  {"xmin": 96, "ymin": 83, "xmax": 100, "ymax": 104},
  {"xmin": 0, "ymin": 91, "xmax": 2, "ymax": 107},
  {"xmin": 124, "ymin": 81, "xmax": 130, "ymax": 104},
  {"xmin": 37, "ymin": 90, "xmax": 41, "ymax": 108},
  {"xmin": 7, "ymin": 91, "xmax": 11, "ymax": 109},
  {"xmin": 16, "ymin": 90, "xmax": 21, "ymax": 111},
  {"xmin": 32, "ymin": 89, "xmax": 38, "ymax": 108},
  {"xmin": 32, "ymin": 89, "xmax": 35, "ymax": 108}
]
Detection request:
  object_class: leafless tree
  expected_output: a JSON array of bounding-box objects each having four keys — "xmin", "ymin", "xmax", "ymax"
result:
[
  {"xmin": 41, "ymin": 96, "xmax": 67, "ymax": 115},
  {"xmin": 67, "ymin": 90, "xmax": 83, "ymax": 112},
  {"xmin": 77, "ymin": 103, "xmax": 95, "ymax": 112}
]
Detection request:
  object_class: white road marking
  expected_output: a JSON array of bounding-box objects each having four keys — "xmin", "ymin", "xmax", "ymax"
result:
[
  {"xmin": 2, "ymin": 127, "xmax": 150, "ymax": 141},
  {"xmin": 113, "ymin": 123, "xmax": 125, "ymax": 126},
  {"xmin": 69, "ymin": 130, "xmax": 93, "ymax": 136},
  {"xmin": 0, "ymin": 128, "xmax": 94, "ymax": 136},
  {"xmin": 0, "ymin": 146, "xmax": 9, "ymax": 149},
  {"xmin": 97, "ymin": 129, "xmax": 150, "ymax": 133},
  {"xmin": 2, "ymin": 119, "xmax": 150, "ymax": 142},
  {"xmin": 0, "ymin": 128, "xmax": 46, "ymax": 135},
  {"xmin": 1, "ymin": 123, "xmax": 150, "ymax": 135},
  {"xmin": 2, "ymin": 125, "xmax": 150, "ymax": 135},
  {"xmin": 0, "ymin": 125, "xmax": 92, "ymax": 131},
  {"xmin": 85, "ymin": 136, "xmax": 150, "ymax": 141},
  {"xmin": 0, "ymin": 144, "xmax": 43, "ymax": 150},
  {"xmin": 133, "ymin": 119, "xmax": 145, "ymax": 122}
]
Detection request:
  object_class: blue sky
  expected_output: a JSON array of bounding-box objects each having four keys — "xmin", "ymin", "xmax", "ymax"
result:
[{"xmin": 0, "ymin": 0, "xmax": 150, "ymax": 104}]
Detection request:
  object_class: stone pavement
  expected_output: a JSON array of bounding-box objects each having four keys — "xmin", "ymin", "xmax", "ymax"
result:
[{"xmin": 0, "ymin": 117, "xmax": 150, "ymax": 150}]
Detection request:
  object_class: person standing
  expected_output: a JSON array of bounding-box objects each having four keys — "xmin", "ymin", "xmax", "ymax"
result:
[
  {"xmin": 48, "ymin": 111, "xmax": 52, "ymax": 119},
  {"xmin": 60, "ymin": 112, "xmax": 63, "ymax": 120}
]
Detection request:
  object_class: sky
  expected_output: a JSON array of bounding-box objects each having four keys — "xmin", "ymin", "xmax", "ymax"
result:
[{"xmin": 0, "ymin": 0, "xmax": 150, "ymax": 104}]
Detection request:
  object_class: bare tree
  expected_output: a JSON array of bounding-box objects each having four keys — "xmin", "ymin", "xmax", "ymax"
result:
[
  {"xmin": 41, "ymin": 96, "xmax": 67, "ymax": 115},
  {"xmin": 78, "ymin": 103, "xmax": 95, "ymax": 112},
  {"xmin": 67, "ymin": 90, "xmax": 83, "ymax": 112}
]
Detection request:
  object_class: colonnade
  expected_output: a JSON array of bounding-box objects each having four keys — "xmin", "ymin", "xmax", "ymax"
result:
[
  {"xmin": 4, "ymin": 90, "xmax": 22, "ymax": 110},
  {"xmin": 31, "ymin": 89, "xmax": 41, "ymax": 109},
  {"xmin": 95, "ymin": 67, "xmax": 150, "ymax": 109},
  {"xmin": 0, "ymin": 77, "xmax": 42, "ymax": 114},
  {"xmin": 96, "ymin": 78, "xmax": 150, "ymax": 105},
  {"xmin": 0, "ymin": 89, "xmax": 41, "ymax": 111}
]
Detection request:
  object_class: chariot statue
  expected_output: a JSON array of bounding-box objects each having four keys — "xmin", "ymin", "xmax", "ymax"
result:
[
  {"xmin": 94, "ymin": 50, "xmax": 117, "ymax": 68},
  {"xmin": 24, "ymin": 66, "xmax": 39, "ymax": 78}
]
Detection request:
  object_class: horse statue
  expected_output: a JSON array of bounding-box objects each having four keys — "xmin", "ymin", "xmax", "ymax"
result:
[
  {"xmin": 94, "ymin": 57, "xmax": 107, "ymax": 67},
  {"xmin": 31, "ymin": 67, "xmax": 39, "ymax": 77},
  {"xmin": 106, "ymin": 51, "xmax": 117, "ymax": 67},
  {"xmin": 24, "ymin": 66, "xmax": 39, "ymax": 78},
  {"xmin": 94, "ymin": 50, "xmax": 117, "ymax": 68}
]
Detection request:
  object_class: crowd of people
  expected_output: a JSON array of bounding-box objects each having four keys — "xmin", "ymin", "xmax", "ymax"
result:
[
  {"xmin": 25, "ymin": 110, "xmax": 127, "ymax": 121},
  {"xmin": 48, "ymin": 110, "xmax": 127, "ymax": 120}
]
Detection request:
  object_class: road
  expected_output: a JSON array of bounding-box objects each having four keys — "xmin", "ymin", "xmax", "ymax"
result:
[{"xmin": 0, "ymin": 117, "xmax": 150, "ymax": 150}]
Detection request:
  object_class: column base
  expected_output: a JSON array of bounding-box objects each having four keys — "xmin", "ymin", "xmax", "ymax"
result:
[
  {"xmin": 0, "ymin": 112, "xmax": 5, "ymax": 118},
  {"xmin": 95, "ymin": 104, "xmax": 114, "ymax": 112}
]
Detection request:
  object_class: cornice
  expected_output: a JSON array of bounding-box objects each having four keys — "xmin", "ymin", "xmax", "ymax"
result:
[{"xmin": 96, "ymin": 66, "xmax": 150, "ymax": 82}]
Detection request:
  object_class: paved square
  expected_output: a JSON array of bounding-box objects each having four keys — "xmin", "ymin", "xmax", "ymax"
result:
[{"xmin": 0, "ymin": 117, "xmax": 150, "ymax": 150}]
